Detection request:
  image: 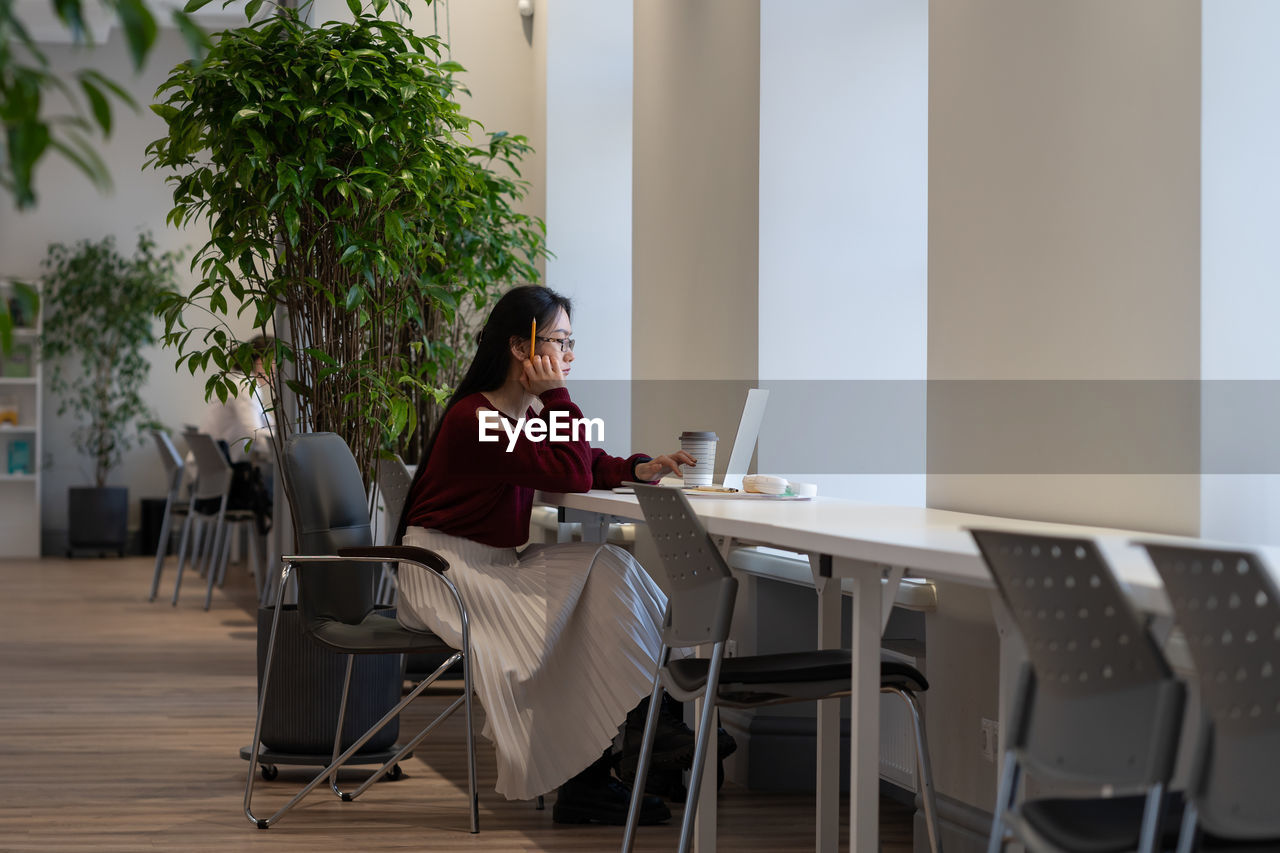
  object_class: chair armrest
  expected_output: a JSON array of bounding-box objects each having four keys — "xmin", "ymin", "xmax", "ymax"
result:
[{"xmin": 336, "ymin": 545, "xmax": 449, "ymax": 574}]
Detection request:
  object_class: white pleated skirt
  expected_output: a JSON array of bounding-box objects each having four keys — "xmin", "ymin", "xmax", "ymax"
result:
[{"xmin": 396, "ymin": 526, "xmax": 668, "ymax": 801}]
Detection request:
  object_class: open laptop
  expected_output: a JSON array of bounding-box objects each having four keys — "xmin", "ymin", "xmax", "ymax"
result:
[{"xmin": 614, "ymin": 388, "xmax": 769, "ymax": 493}]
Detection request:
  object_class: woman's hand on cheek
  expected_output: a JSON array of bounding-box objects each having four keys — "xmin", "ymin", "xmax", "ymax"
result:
[
  {"xmin": 635, "ymin": 450, "xmax": 696, "ymax": 482},
  {"xmin": 519, "ymin": 354, "xmax": 566, "ymax": 396}
]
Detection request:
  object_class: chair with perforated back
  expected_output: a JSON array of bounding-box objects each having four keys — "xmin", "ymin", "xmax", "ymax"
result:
[
  {"xmin": 623, "ymin": 484, "xmax": 941, "ymax": 853},
  {"xmin": 171, "ymin": 432, "xmax": 231, "ymax": 608},
  {"xmin": 971, "ymin": 529, "xmax": 1186, "ymax": 853},
  {"xmin": 243, "ymin": 431, "xmax": 478, "ymax": 831},
  {"xmin": 376, "ymin": 455, "xmax": 413, "ymax": 546},
  {"xmin": 1139, "ymin": 542, "xmax": 1280, "ymax": 853},
  {"xmin": 373, "ymin": 455, "xmax": 414, "ymax": 604},
  {"xmin": 147, "ymin": 430, "xmax": 188, "ymax": 602},
  {"xmin": 170, "ymin": 432, "xmax": 264, "ymax": 609}
]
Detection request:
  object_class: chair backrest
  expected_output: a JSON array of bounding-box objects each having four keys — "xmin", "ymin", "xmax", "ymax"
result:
[
  {"xmin": 971, "ymin": 529, "xmax": 1185, "ymax": 789},
  {"xmin": 184, "ymin": 431, "xmax": 233, "ymax": 503},
  {"xmin": 1140, "ymin": 542, "xmax": 1280, "ymax": 840},
  {"xmin": 633, "ymin": 484, "xmax": 738, "ymax": 648},
  {"xmin": 151, "ymin": 430, "xmax": 185, "ymax": 495},
  {"xmin": 376, "ymin": 455, "xmax": 413, "ymax": 546},
  {"xmin": 282, "ymin": 432, "xmax": 376, "ymax": 627}
]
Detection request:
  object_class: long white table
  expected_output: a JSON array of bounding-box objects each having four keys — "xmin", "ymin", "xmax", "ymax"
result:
[{"xmin": 538, "ymin": 488, "xmax": 1191, "ymax": 853}]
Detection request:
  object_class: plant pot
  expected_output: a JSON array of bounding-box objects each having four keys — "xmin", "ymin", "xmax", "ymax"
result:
[
  {"xmin": 255, "ymin": 604, "xmax": 402, "ymax": 756},
  {"xmin": 67, "ymin": 486, "xmax": 129, "ymax": 556}
]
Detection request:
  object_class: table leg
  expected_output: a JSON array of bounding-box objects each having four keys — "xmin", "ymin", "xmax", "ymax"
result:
[
  {"xmin": 561, "ymin": 507, "xmax": 610, "ymax": 544},
  {"xmin": 811, "ymin": 554, "xmax": 841, "ymax": 853},
  {"xmin": 556, "ymin": 506, "xmax": 575, "ymax": 543},
  {"xmin": 841, "ymin": 557, "xmax": 882, "ymax": 853},
  {"xmin": 882, "ymin": 565, "xmax": 905, "ymax": 633},
  {"xmin": 990, "ymin": 592, "xmax": 1024, "ymax": 769}
]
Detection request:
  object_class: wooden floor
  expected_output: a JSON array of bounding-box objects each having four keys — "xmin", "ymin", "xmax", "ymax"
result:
[{"xmin": 0, "ymin": 554, "xmax": 915, "ymax": 852}]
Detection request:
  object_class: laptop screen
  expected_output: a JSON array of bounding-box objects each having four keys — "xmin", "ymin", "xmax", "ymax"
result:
[{"xmin": 720, "ymin": 388, "xmax": 769, "ymax": 490}]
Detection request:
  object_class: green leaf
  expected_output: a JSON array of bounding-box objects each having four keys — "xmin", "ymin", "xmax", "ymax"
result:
[
  {"xmin": 171, "ymin": 11, "xmax": 212, "ymax": 58},
  {"xmin": 344, "ymin": 285, "xmax": 364, "ymax": 311},
  {"xmin": 388, "ymin": 398, "xmax": 408, "ymax": 436},
  {"xmin": 78, "ymin": 70, "xmax": 136, "ymax": 108},
  {"xmin": 79, "ymin": 78, "xmax": 112, "ymax": 135},
  {"xmin": 346, "ymin": 0, "xmax": 362, "ymax": 17},
  {"xmin": 183, "ymin": 0, "xmax": 216, "ymax": 12},
  {"xmin": 303, "ymin": 347, "xmax": 339, "ymax": 366},
  {"xmin": 52, "ymin": 0, "xmax": 89, "ymax": 38},
  {"xmin": 116, "ymin": 0, "xmax": 159, "ymax": 70},
  {"xmin": 8, "ymin": 121, "xmax": 53, "ymax": 206}
]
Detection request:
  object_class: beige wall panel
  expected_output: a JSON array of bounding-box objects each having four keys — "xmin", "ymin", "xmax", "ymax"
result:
[
  {"xmin": 927, "ymin": 0, "xmax": 1201, "ymax": 533},
  {"xmin": 924, "ymin": 582, "xmax": 1002, "ymax": 812},
  {"xmin": 632, "ymin": 0, "xmax": 758, "ymax": 383},
  {"xmin": 439, "ymin": 0, "xmax": 546, "ymax": 258}
]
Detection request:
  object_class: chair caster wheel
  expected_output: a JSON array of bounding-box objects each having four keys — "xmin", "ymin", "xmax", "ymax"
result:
[
  {"xmin": 387, "ymin": 763, "xmax": 404, "ymax": 780},
  {"xmin": 260, "ymin": 764, "xmax": 278, "ymax": 781}
]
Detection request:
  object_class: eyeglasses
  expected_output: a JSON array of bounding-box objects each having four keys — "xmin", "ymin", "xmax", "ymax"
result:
[{"xmin": 535, "ymin": 336, "xmax": 575, "ymax": 353}]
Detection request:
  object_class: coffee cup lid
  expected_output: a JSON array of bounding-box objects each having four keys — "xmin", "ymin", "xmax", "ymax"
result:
[{"xmin": 679, "ymin": 431, "xmax": 718, "ymax": 441}]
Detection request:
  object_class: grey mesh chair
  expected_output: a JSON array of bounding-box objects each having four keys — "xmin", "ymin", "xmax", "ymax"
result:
[
  {"xmin": 172, "ymin": 432, "xmax": 263, "ymax": 610},
  {"xmin": 147, "ymin": 430, "xmax": 188, "ymax": 602},
  {"xmin": 624, "ymin": 484, "xmax": 941, "ymax": 853},
  {"xmin": 376, "ymin": 454, "xmax": 414, "ymax": 546},
  {"xmin": 1139, "ymin": 542, "xmax": 1280, "ymax": 852},
  {"xmin": 244, "ymin": 432, "xmax": 478, "ymax": 830},
  {"xmin": 171, "ymin": 432, "xmax": 232, "ymax": 608},
  {"xmin": 971, "ymin": 529, "xmax": 1186, "ymax": 853},
  {"xmin": 374, "ymin": 454, "xmax": 414, "ymax": 603}
]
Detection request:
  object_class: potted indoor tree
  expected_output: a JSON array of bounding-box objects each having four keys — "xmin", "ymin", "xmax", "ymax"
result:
[
  {"xmin": 39, "ymin": 233, "xmax": 180, "ymax": 556},
  {"xmin": 145, "ymin": 0, "xmax": 546, "ymax": 492},
  {"xmin": 144, "ymin": 0, "xmax": 545, "ymax": 764}
]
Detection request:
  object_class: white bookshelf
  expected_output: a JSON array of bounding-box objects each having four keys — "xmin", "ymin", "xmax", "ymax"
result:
[{"xmin": 0, "ymin": 282, "xmax": 41, "ymax": 558}]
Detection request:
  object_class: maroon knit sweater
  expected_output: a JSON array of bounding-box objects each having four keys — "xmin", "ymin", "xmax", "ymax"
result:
[{"xmin": 402, "ymin": 388, "xmax": 649, "ymax": 548}]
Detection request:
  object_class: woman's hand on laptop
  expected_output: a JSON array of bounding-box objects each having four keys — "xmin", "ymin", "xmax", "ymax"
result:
[{"xmin": 635, "ymin": 451, "xmax": 696, "ymax": 483}]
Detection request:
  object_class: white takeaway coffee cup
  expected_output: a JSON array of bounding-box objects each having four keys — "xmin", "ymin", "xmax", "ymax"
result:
[{"xmin": 678, "ymin": 431, "xmax": 718, "ymax": 487}]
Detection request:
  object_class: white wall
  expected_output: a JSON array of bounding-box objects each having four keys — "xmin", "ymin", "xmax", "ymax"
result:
[
  {"xmin": 757, "ymin": 0, "xmax": 927, "ymax": 505},
  {"xmin": 1200, "ymin": 0, "xmax": 1280, "ymax": 545}
]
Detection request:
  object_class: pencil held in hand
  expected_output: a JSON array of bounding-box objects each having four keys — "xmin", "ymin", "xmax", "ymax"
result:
[{"xmin": 530, "ymin": 318, "xmax": 536, "ymax": 361}]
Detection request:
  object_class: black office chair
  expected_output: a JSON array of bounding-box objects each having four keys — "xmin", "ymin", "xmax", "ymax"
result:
[
  {"xmin": 243, "ymin": 432, "xmax": 478, "ymax": 831},
  {"xmin": 623, "ymin": 484, "xmax": 941, "ymax": 853},
  {"xmin": 1139, "ymin": 542, "xmax": 1280, "ymax": 853},
  {"xmin": 972, "ymin": 529, "xmax": 1186, "ymax": 853}
]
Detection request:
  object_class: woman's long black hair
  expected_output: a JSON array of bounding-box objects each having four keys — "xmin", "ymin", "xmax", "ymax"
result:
[{"xmin": 393, "ymin": 285, "xmax": 573, "ymax": 543}]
